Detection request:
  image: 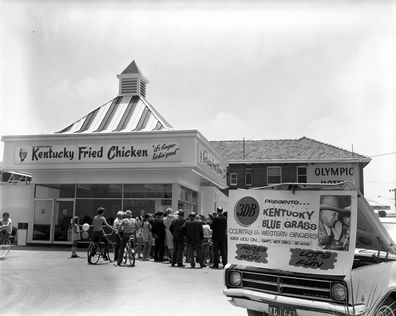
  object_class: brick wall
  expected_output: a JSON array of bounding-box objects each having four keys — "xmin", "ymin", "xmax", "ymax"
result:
[{"xmin": 228, "ymin": 163, "xmax": 306, "ymax": 189}]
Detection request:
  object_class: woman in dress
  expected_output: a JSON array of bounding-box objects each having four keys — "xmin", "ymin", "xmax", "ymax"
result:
[
  {"xmin": 135, "ymin": 209, "xmax": 145, "ymax": 259},
  {"xmin": 70, "ymin": 216, "xmax": 80, "ymax": 258},
  {"xmin": 141, "ymin": 213, "xmax": 153, "ymax": 261},
  {"xmin": 163, "ymin": 208, "xmax": 175, "ymax": 262}
]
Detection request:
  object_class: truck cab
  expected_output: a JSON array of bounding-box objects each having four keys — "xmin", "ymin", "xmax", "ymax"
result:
[{"xmin": 223, "ymin": 182, "xmax": 396, "ymax": 316}]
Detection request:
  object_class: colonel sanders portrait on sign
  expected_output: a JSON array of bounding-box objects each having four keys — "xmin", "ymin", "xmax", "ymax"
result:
[{"xmin": 318, "ymin": 195, "xmax": 351, "ymax": 251}]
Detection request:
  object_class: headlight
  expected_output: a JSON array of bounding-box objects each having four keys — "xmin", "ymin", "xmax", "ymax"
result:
[
  {"xmin": 332, "ymin": 282, "xmax": 347, "ymax": 301},
  {"xmin": 229, "ymin": 271, "xmax": 242, "ymax": 286}
]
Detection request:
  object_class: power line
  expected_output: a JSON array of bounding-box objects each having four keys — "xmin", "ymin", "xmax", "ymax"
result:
[
  {"xmin": 364, "ymin": 180, "xmax": 396, "ymax": 185},
  {"xmin": 366, "ymin": 198, "xmax": 388, "ymax": 206},
  {"xmin": 370, "ymin": 152, "xmax": 396, "ymax": 158}
]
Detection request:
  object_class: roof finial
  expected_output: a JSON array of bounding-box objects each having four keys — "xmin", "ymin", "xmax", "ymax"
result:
[{"xmin": 117, "ymin": 60, "xmax": 149, "ymax": 98}]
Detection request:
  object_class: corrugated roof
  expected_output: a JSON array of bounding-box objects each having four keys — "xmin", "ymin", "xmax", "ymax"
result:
[
  {"xmin": 55, "ymin": 95, "xmax": 173, "ymax": 134},
  {"xmin": 210, "ymin": 137, "xmax": 370, "ymax": 162}
]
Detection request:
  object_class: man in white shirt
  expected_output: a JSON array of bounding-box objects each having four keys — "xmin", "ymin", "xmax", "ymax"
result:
[
  {"xmin": 116, "ymin": 210, "xmax": 138, "ymax": 266},
  {"xmin": 202, "ymin": 219, "xmax": 212, "ymax": 264},
  {"xmin": 0, "ymin": 212, "xmax": 12, "ymax": 245},
  {"xmin": 113, "ymin": 211, "xmax": 125, "ymax": 261}
]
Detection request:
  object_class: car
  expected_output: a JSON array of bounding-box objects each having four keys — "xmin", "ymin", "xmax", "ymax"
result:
[
  {"xmin": 379, "ymin": 216, "xmax": 396, "ymax": 241},
  {"xmin": 224, "ymin": 182, "xmax": 396, "ymax": 316}
]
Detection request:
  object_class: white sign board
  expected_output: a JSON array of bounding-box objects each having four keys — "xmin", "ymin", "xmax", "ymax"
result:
[
  {"xmin": 14, "ymin": 141, "xmax": 181, "ymax": 164},
  {"xmin": 228, "ymin": 188, "xmax": 357, "ymax": 275}
]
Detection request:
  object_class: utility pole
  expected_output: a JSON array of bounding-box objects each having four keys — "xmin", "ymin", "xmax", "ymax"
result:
[{"xmin": 391, "ymin": 188, "xmax": 396, "ymax": 210}]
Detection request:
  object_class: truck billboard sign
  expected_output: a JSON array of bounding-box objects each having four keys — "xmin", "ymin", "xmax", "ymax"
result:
[{"xmin": 228, "ymin": 188, "xmax": 358, "ymax": 275}]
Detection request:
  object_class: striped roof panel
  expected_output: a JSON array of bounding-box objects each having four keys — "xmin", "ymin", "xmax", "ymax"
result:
[{"xmin": 55, "ymin": 95, "xmax": 173, "ymax": 134}]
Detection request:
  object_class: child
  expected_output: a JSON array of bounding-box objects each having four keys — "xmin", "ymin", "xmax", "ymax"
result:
[
  {"xmin": 71, "ymin": 216, "xmax": 80, "ymax": 258},
  {"xmin": 141, "ymin": 214, "xmax": 153, "ymax": 261}
]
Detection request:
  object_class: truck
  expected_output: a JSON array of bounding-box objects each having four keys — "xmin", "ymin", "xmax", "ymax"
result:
[{"xmin": 223, "ymin": 182, "xmax": 396, "ymax": 316}]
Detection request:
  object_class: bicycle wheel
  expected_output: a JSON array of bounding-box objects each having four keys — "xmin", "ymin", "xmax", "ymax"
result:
[
  {"xmin": 0, "ymin": 239, "xmax": 11, "ymax": 258},
  {"xmin": 107, "ymin": 241, "xmax": 115, "ymax": 262},
  {"xmin": 87, "ymin": 243, "xmax": 100, "ymax": 264},
  {"xmin": 128, "ymin": 245, "xmax": 136, "ymax": 266},
  {"xmin": 123, "ymin": 244, "xmax": 130, "ymax": 264}
]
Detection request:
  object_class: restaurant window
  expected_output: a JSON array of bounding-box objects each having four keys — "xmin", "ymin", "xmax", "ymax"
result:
[
  {"xmin": 76, "ymin": 184, "xmax": 122, "ymax": 198},
  {"xmin": 178, "ymin": 185, "xmax": 198, "ymax": 217},
  {"xmin": 75, "ymin": 199, "xmax": 122, "ymax": 227},
  {"xmin": 124, "ymin": 184, "xmax": 172, "ymax": 199},
  {"xmin": 245, "ymin": 173, "xmax": 252, "ymax": 186},
  {"xmin": 123, "ymin": 184, "xmax": 172, "ymax": 217},
  {"xmin": 122, "ymin": 199, "xmax": 171, "ymax": 218},
  {"xmin": 297, "ymin": 166, "xmax": 307, "ymax": 183},
  {"xmin": 230, "ymin": 173, "xmax": 237, "ymax": 186},
  {"xmin": 267, "ymin": 167, "xmax": 282, "ymax": 184},
  {"xmin": 35, "ymin": 184, "xmax": 76, "ymax": 198}
]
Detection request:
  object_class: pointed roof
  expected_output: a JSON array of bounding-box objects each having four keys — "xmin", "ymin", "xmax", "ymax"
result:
[
  {"xmin": 55, "ymin": 95, "xmax": 173, "ymax": 134},
  {"xmin": 53, "ymin": 61, "xmax": 170, "ymax": 134},
  {"xmin": 210, "ymin": 137, "xmax": 371, "ymax": 165},
  {"xmin": 121, "ymin": 60, "xmax": 141, "ymax": 75}
]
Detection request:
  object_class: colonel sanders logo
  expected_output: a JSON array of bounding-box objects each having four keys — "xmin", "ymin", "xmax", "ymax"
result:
[{"xmin": 19, "ymin": 148, "xmax": 28, "ymax": 162}]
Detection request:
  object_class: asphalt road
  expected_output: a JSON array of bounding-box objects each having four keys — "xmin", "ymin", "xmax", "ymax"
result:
[{"xmin": 0, "ymin": 246, "xmax": 246, "ymax": 316}]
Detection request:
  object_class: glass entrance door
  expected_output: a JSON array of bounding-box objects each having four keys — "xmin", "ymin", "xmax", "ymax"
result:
[
  {"xmin": 54, "ymin": 200, "xmax": 75, "ymax": 243},
  {"xmin": 33, "ymin": 199, "xmax": 54, "ymax": 242}
]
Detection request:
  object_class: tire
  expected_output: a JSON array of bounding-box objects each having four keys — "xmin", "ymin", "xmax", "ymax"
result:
[
  {"xmin": 123, "ymin": 244, "xmax": 129, "ymax": 264},
  {"xmin": 107, "ymin": 242, "xmax": 115, "ymax": 262},
  {"xmin": 87, "ymin": 243, "xmax": 100, "ymax": 265},
  {"xmin": 128, "ymin": 246, "xmax": 136, "ymax": 266},
  {"xmin": 375, "ymin": 296, "xmax": 396, "ymax": 316},
  {"xmin": 0, "ymin": 239, "xmax": 11, "ymax": 258}
]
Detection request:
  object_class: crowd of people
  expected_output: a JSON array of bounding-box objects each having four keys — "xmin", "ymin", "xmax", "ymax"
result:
[
  {"xmin": 2, "ymin": 206, "xmax": 228, "ymax": 269},
  {"xmin": 106, "ymin": 206, "xmax": 228, "ymax": 269}
]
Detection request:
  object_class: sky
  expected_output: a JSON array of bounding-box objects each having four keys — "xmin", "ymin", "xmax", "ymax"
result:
[{"xmin": 1, "ymin": 0, "xmax": 395, "ymax": 209}]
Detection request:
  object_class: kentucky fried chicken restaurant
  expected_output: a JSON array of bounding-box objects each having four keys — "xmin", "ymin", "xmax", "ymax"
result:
[{"xmin": 0, "ymin": 61, "xmax": 228, "ymax": 245}]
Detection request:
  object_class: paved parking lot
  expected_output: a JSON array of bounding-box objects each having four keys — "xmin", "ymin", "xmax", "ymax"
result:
[{"xmin": 1, "ymin": 246, "xmax": 246, "ymax": 316}]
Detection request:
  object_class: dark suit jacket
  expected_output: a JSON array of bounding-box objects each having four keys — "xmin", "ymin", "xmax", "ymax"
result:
[
  {"xmin": 151, "ymin": 217, "xmax": 166, "ymax": 239},
  {"xmin": 170, "ymin": 216, "xmax": 186, "ymax": 241},
  {"xmin": 210, "ymin": 214, "xmax": 227, "ymax": 241},
  {"xmin": 181, "ymin": 218, "xmax": 203, "ymax": 243}
]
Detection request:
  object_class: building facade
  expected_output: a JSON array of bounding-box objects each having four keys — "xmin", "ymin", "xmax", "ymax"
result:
[
  {"xmin": 1, "ymin": 61, "xmax": 372, "ymax": 246},
  {"xmin": 0, "ymin": 61, "xmax": 228, "ymax": 245},
  {"xmin": 210, "ymin": 138, "xmax": 370, "ymax": 194}
]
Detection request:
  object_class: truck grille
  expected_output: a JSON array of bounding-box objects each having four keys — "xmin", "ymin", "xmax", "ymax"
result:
[{"xmin": 235, "ymin": 268, "xmax": 341, "ymax": 302}]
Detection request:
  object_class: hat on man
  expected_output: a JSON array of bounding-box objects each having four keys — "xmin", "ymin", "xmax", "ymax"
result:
[
  {"xmin": 125, "ymin": 210, "xmax": 132, "ymax": 217},
  {"xmin": 190, "ymin": 212, "xmax": 196, "ymax": 217},
  {"xmin": 166, "ymin": 208, "xmax": 173, "ymax": 215},
  {"xmin": 178, "ymin": 210, "xmax": 184, "ymax": 218},
  {"xmin": 217, "ymin": 206, "xmax": 223, "ymax": 213},
  {"xmin": 320, "ymin": 196, "xmax": 351, "ymax": 216},
  {"xmin": 117, "ymin": 211, "xmax": 124, "ymax": 216}
]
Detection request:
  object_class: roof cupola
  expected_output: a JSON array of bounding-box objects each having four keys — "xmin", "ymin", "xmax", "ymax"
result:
[{"xmin": 117, "ymin": 60, "xmax": 149, "ymax": 98}]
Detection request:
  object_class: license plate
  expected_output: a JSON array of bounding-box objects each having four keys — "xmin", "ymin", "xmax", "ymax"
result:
[{"xmin": 268, "ymin": 305, "xmax": 297, "ymax": 316}]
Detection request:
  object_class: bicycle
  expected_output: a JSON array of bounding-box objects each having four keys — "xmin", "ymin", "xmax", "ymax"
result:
[
  {"xmin": 122, "ymin": 234, "xmax": 137, "ymax": 267},
  {"xmin": 0, "ymin": 237, "xmax": 11, "ymax": 259},
  {"xmin": 87, "ymin": 230, "xmax": 116, "ymax": 264}
]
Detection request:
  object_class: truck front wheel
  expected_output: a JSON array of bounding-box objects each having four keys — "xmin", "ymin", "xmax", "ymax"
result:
[
  {"xmin": 375, "ymin": 295, "xmax": 396, "ymax": 316},
  {"xmin": 247, "ymin": 309, "xmax": 267, "ymax": 316}
]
